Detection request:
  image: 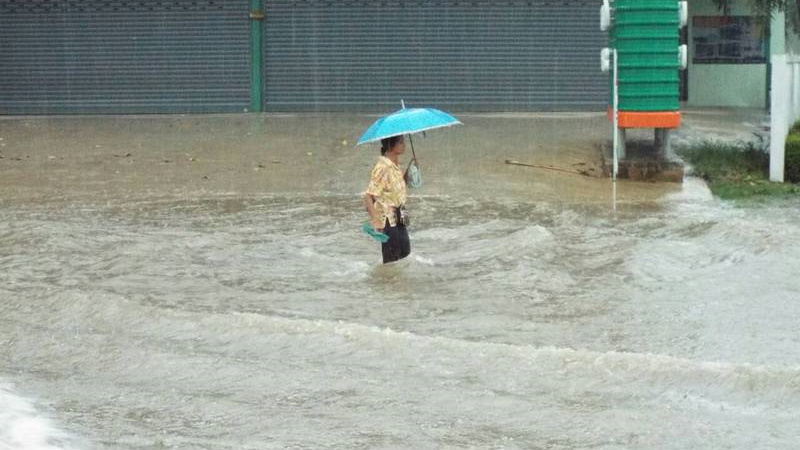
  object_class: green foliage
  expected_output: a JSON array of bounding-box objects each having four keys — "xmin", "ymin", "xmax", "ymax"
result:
[
  {"xmin": 712, "ymin": 180, "xmax": 800, "ymax": 199},
  {"xmin": 711, "ymin": 0, "xmax": 800, "ymax": 35},
  {"xmin": 785, "ymin": 133, "xmax": 800, "ymax": 182},
  {"xmin": 676, "ymin": 140, "xmax": 768, "ymax": 181},
  {"xmin": 676, "ymin": 139, "xmax": 800, "ymax": 199}
]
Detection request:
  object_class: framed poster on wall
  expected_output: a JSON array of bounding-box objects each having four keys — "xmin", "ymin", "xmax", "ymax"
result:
[{"xmin": 692, "ymin": 16, "xmax": 766, "ymax": 64}]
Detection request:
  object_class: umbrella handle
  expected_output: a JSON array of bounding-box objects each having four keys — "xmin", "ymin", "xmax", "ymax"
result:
[{"xmin": 407, "ymin": 133, "xmax": 418, "ymax": 163}]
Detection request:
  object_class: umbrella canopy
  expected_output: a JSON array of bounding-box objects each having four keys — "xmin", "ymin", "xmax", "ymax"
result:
[{"xmin": 356, "ymin": 106, "xmax": 461, "ymax": 146}]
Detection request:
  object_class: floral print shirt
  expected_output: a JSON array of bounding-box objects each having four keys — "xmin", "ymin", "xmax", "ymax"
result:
[{"xmin": 366, "ymin": 156, "xmax": 407, "ymax": 228}]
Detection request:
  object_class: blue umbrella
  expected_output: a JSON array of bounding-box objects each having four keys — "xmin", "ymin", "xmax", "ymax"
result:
[
  {"xmin": 357, "ymin": 101, "xmax": 462, "ymax": 147},
  {"xmin": 357, "ymin": 101, "xmax": 461, "ymax": 190}
]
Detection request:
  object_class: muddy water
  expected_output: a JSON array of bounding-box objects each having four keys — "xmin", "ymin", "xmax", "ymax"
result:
[{"xmin": 1, "ymin": 177, "xmax": 800, "ymax": 449}]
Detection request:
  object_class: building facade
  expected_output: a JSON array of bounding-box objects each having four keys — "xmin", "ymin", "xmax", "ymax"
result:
[
  {"xmin": 687, "ymin": 0, "xmax": 790, "ymax": 109},
  {"xmin": 0, "ymin": 0, "xmax": 609, "ymax": 114},
  {"xmin": 0, "ymin": 0, "xmax": 783, "ymax": 114}
]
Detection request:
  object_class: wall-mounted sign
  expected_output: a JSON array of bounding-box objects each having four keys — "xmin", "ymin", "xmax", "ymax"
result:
[{"xmin": 692, "ymin": 16, "xmax": 766, "ymax": 64}]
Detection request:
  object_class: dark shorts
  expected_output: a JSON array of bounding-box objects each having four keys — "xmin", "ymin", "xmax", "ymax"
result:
[{"xmin": 381, "ymin": 220, "xmax": 411, "ymax": 264}]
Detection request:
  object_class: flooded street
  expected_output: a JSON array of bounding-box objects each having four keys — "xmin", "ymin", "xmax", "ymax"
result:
[
  {"xmin": 1, "ymin": 115, "xmax": 799, "ymax": 448},
  {"xmin": 3, "ymin": 187, "xmax": 800, "ymax": 449},
  {"xmin": 0, "ymin": 0, "xmax": 795, "ymax": 443}
]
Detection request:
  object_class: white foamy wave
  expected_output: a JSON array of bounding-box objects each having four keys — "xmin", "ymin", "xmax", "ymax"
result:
[
  {"xmin": 413, "ymin": 219, "xmax": 513, "ymax": 241},
  {"xmin": 226, "ymin": 312, "xmax": 800, "ymax": 404},
  {"xmin": 428, "ymin": 225, "xmax": 554, "ymax": 265},
  {"xmin": 0, "ymin": 384, "xmax": 73, "ymax": 450},
  {"xmin": 413, "ymin": 254, "xmax": 436, "ymax": 265}
]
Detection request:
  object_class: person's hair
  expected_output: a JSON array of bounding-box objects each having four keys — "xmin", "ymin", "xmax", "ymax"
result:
[{"xmin": 380, "ymin": 135, "xmax": 403, "ymax": 155}]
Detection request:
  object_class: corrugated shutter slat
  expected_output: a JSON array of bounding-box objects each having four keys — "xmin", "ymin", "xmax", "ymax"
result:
[
  {"xmin": 263, "ymin": 0, "xmax": 607, "ymax": 112},
  {"xmin": 0, "ymin": 0, "xmax": 250, "ymax": 115}
]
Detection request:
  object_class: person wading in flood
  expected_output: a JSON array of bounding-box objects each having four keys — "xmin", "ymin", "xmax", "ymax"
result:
[{"xmin": 363, "ymin": 135, "xmax": 416, "ymax": 264}]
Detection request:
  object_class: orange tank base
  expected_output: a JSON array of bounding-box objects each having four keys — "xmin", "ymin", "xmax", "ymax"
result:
[{"xmin": 607, "ymin": 109, "xmax": 681, "ymax": 129}]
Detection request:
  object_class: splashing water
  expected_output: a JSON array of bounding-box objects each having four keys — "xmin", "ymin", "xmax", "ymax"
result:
[
  {"xmin": 0, "ymin": 385, "xmax": 73, "ymax": 450},
  {"xmin": 2, "ymin": 184, "xmax": 800, "ymax": 448}
]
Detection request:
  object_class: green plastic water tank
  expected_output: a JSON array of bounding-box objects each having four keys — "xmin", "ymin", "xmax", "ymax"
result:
[{"xmin": 610, "ymin": 0, "xmax": 680, "ymax": 112}]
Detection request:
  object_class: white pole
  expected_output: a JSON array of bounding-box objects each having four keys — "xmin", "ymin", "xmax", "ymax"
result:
[
  {"xmin": 770, "ymin": 55, "xmax": 787, "ymax": 182},
  {"xmin": 612, "ymin": 48, "xmax": 619, "ymax": 181},
  {"xmin": 612, "ymin": 177, "xmax": 617, "ymax": 212}
]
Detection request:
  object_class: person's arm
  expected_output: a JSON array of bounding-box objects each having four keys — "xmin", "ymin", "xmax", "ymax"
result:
[
  {"xmin": 365, "ymin": 164, "xmax": 388, "ymax": 230},
  {"xmin": 363, "ymin": 194, "xmax": 383, "ymax": 231}
]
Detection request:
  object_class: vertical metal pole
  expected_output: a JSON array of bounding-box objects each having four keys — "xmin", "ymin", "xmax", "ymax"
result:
[
  {"xmin": 249, "ymin": 0, "xmax": 264, "ymax": 112},
  {"xmin": 612, "ymin": 176, "xmax": 617, "ymax": 212},
  {"xmin": 612, "ymin": 48, "xmax": 619, "ymax": 181},
  {"xmin": 765, "ymin": 20, "xmax": 772, "ymax": 111}
]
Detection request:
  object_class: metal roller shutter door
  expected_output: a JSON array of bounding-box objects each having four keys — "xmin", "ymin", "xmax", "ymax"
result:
[
  {"xmin": 0, "ymin": 0, "xmax": 250, "ymax": 114},
  {"xmin": 264, "ymin": 0, "xmax": 607, "ymax": 112}
]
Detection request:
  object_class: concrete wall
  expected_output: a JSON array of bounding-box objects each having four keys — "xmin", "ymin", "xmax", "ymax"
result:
[{"xmin": 687, "ymin": 0, "xmax": 767, "ymax": 108}]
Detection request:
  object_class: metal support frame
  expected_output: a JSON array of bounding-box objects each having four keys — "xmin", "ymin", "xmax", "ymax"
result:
[
  {"xmin": 654, "ymin": 128, "xmax": 672, "ymax": 157},
  {"xmin": 249, "ymin": 0, "xmax": 264, "ymax": 112},
  {"xmin": 612, "ymin": 48, "xmax": 620, "ymax": 181}
]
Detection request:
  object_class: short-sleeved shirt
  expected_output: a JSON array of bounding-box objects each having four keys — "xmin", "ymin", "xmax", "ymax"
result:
[{"xmin": 366, "ymin": 156, "xmax": 407, "ymax": 228}]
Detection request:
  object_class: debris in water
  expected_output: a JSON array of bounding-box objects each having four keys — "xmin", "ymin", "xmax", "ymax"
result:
[{"xmin": 505, "ymin": 159, "xmax": 596, "ymax": 177}]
